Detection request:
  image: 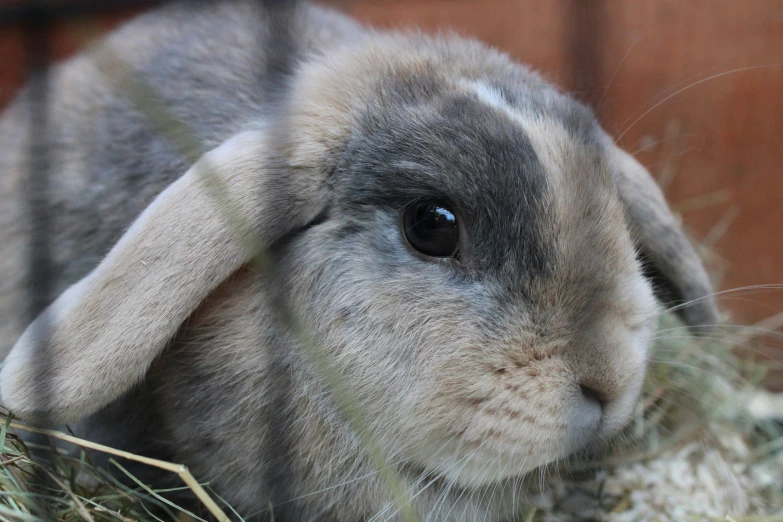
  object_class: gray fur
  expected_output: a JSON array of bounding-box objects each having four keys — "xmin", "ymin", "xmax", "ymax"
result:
[{"xmin": 0, "ymin": 1, "xmax": 718, "ymax": 520}]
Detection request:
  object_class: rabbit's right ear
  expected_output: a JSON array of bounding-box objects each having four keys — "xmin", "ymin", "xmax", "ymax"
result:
[
  {"xmin": 605, "ymin": 140, "xmax": 719, "ymax": 332},
  {"xmin": 0, "ymin": 130, "xmax": 329, "ymax": 427}
]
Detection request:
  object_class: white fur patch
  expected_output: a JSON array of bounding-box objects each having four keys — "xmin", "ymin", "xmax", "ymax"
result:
[
  {"xmin": 464, "ymin": 80, "xmax": 571, "ymax": 164},
  {"xmin": 463, "ymin": 80, "xmax": 527, "ymax": 126},
  {"xmin": 462, "ymin": 79, "xmax": 575, "ymax": 209}
]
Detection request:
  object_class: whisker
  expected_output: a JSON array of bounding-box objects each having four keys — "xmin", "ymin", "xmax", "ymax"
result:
[
  {"xmin": 628, "ymin": 133, "xmax": 704, "ymax": 156},
  {"xmin": 428, "ymin": 442, "xmax": 491, "ymax": 521},
  {"xmin": 616, "ymin": 64, "xmax": 781, "ymax": 141},
  {"xmin": 481, "ymin": 456, "xmax": 513, "ymax": 522},
  {"xmin": 647, "ymin": 357, "xmax": 745, "ymax": 377},
  {"xmin": 443, "ymin": 453, "xmax": 495, "ymax": 521},
  {"xmin": 654, "ymin": 322, "xmax": 783, "ymax": 337},
  {"xmin": 653, "ymin": 336, "xmax": 783, "ymax": 358},
  {"xmin": 596, "ymin": 34, "xmax": 641, "ymax": 114},
  {"xmin": 651, "ymin": 284, "xmax": 783, "ymax": 320},
  {"xmin": 374, "ymin": 379, "xmax": 518, "ymax": 522},
  {"xmin": 614, "ymin": 65, "xmax": 715, "ymax": 138}
]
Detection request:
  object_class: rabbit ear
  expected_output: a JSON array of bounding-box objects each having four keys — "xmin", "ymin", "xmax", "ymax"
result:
[
  {"xmin": 1, "ymin": 130, "xmax": 328, "ymax": 427},
  {"xmin": 606, "ymin": 141, "xmax": 719, "ymax": 332}
]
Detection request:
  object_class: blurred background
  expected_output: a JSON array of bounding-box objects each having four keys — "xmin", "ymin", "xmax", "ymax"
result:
[{"xmin": 1, "ymin": 0, "xmax": 782, "ymax": 383}]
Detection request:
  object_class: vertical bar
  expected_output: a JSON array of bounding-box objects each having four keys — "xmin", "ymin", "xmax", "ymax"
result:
[
  {"xmin": 563, "ymin": 0, "xmax": 607, "ymax": 117},
  {"xmin": 21, "ymin": 3, "xmax": 56, "ymax": 518},
  {"xmin": 24, "ymin": 3, "xmax": 54, "ymax": 323}
]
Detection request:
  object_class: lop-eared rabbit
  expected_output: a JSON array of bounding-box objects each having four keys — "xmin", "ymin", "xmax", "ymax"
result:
[{"xmin": 0, "ymin": 0, "xmax": 718, "ymax": 520}]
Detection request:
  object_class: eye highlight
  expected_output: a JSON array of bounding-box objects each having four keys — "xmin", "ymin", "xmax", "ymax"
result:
[{"xmin": 402, "ymin": 199, "xmax": 460, "ymax": 258}]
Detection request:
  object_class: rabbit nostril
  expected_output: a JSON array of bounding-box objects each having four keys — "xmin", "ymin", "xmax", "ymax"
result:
[{"xmin": 579, "ymin": 384, "xmax": 607, "ymax": 410}]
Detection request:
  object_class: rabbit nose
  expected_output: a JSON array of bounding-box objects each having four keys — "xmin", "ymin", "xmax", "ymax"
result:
[{"xmin": 579, "ymin": 382, "xmax": 608, "ymax": 411}]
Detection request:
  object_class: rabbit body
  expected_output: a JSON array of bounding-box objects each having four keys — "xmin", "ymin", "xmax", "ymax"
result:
[{"xmin": 0, "ymin": 1, "xmax": 719, "ymax": 520}]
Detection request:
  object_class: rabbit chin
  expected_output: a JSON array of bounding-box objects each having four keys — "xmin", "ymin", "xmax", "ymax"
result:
[{"xmin": 410, "ymin": 410, "xmax": 605, "ymax": 488}]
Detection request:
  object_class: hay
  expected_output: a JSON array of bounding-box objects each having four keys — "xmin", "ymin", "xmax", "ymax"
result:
[{"xmin": 2, "ymin": 312, "xmax": 782, "ymax": 521}]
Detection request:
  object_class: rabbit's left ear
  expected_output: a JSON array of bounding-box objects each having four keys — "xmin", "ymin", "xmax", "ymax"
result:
[
  {"xmin": 606, "ymin": 140, "xmax": 719, "ymax": 331},
  {"xmin": 0, "ymin": 130, "xmax": 329, "ymax": 427}
]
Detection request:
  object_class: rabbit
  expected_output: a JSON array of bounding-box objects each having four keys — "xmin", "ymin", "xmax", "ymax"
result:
[{"xmin": 0, "ymin": 0, "xmax": 719, "ymax": 520}]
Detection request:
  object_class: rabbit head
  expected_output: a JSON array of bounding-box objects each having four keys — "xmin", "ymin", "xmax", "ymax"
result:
[{"xmin": 1, "ymin": 28, "xmax": 717, "ymax": 506}]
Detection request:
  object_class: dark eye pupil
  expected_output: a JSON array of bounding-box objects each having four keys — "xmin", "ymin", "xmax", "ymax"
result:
[{"xmin": 403, "ymin": 200, "xmax": 459, "ymax": 258}]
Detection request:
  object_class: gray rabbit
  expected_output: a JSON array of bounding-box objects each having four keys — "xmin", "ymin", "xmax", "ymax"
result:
[{"xmin": 0, "ymin": 0, "xmax": 718, "ymax": 520}]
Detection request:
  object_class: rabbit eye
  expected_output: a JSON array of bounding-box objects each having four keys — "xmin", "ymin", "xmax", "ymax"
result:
[{"xmin": 402, "ymin": 199, "xmax": 459, "ymax": 258}]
